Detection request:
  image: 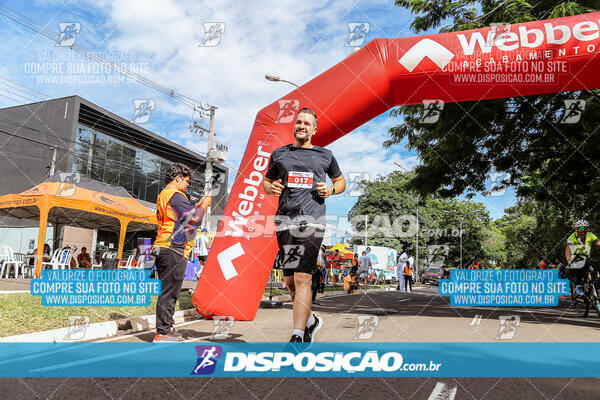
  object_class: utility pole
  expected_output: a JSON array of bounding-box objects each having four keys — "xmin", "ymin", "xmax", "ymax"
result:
[
  {"xmin": 203, "ymin": 106, "xmax": 216, "ymax": 231},
  {"xmin": 415, "ymin": 201, "xmax": 419, "ymax": 274},
  {"xmin": 49, "ymin": 146, "xmax": 57, "ymax": 176},
  {"xmin": 459, "ymin": 219, "xmax": 463, "ymax": 269}
]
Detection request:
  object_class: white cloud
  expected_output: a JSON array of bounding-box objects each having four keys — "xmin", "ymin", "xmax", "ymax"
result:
[{"xmin": 0, "ymin": 0, "xmax": 515, "ymax": 223}]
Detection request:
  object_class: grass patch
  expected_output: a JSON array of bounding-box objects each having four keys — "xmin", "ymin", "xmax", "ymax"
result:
[{"xmin": 0, "ymin": 292, "xmax": 192, "ymax": 338}]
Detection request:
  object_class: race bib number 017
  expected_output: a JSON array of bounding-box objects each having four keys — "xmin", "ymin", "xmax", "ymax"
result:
[{"xmin": 288, "ymin": 171, "xmax": 314, "ymax": 189}]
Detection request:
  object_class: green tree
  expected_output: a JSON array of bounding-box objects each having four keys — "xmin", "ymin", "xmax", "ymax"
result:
[{"xmin": 348, "ymin": 171, "xmax": 494, "ymax": 268}]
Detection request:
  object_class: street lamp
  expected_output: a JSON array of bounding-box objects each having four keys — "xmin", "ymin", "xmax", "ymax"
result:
[
  {"xmin": 393, "ymin": 161, "xmax": 419, "ymax": 272},
  {"xmin": 265, "ymin": 73, "xmax": 299, "ymax": 88}
]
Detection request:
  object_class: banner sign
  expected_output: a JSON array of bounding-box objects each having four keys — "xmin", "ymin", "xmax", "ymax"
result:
[{"xmin": 0, "ymin": 342, "xmax": 598, "ymax": 377}]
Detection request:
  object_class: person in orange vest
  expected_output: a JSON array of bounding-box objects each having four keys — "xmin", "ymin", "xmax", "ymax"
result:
[
  {"xmin": 403, "ymin": 260, "xmax": 413, "ymax": 293},
  {"xmin": 468, "ymin": 259, "xmax": 481, "ymax": 269},
  {"xmin": 537, "ymin": 256, "xmax": 547, "ymax": 269}
]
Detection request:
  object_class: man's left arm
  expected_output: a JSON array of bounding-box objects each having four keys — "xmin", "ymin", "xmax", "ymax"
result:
[{"xmin": 316, "ymin": 153, "xmax": 346, "ymax": 198}]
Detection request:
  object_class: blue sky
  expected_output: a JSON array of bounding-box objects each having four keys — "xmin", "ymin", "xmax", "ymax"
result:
[{"xmin": 0, "ymin": 0, "xmax": 516, "ymax": 242}]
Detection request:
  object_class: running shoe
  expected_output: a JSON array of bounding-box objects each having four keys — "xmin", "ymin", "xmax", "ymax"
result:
[
  {"xmin": 303, "ymin": 314, "xmax": 323, "ymax": 343},
  {"xmin": 170, "ymin": 326, "xmax": 184, "ymax": 338},
  {"xmin": 289, "ymin": 334, "xmax": 303, "ymax": 342},
  {"xmin": 153, "ymin": 333, "xmax": 185, "ymax": 343},
  {"xmin": 575, "ymin": 285, "xmax": 584, "ymax": 296}
]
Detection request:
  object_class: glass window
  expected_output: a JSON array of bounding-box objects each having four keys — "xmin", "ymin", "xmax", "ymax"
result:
[
  {"xmin": 91, "ymin": 131, "xmax": 107, "ymax": 181},
  {"xmin": 119, "ymin": 144, "xmax": 136, "ymax": 192},
  {"xmin": 73, "ymin": 125, "xmax": 93, "ymax": 176},
  {"xmin": 143, "ymin": 153, "xmax": 161, "ymax": 202},
  {"xmin": 133, "ymin": 150, "xmax": 145, "ymax": 199}
]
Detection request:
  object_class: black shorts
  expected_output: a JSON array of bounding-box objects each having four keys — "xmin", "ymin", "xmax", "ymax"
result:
[
  {"xmin": 276, "ymin": 226, "xmax": 324, "ymax": 276},
  {"xmin": 198, "ymin": 255, "xmax": 207, "ymax": 262}
]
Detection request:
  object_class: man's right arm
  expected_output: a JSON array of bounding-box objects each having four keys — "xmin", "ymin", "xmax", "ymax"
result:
[{"xmin": 262, "ymin": 177, "xmax": 284, "ymax": 196}]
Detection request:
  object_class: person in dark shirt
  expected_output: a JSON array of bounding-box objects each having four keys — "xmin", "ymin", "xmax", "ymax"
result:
[{"xmin": 263, "ymin": 107, "xmax": 346, "ymax": 343}]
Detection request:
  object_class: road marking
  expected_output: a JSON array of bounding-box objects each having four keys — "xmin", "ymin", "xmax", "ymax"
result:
[
  {"xmin": 428, "ymin": 382, "xmax": 457, "ymax": 400},
  {"xmin": 397, "ymin": 299, "xmax": 410, "ymax": 303},
  {"xmin": 217, "ymin": 242, "xmax": 244, "ymax": 280},
  {"xmin": 471, "ymin": 314, "xmax": 482, "ymax": 326}
]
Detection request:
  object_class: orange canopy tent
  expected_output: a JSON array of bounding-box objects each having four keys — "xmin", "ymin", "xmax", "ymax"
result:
[{"xmin": 0, "ymin": 173, "xmax": 157, "ymax": 277}]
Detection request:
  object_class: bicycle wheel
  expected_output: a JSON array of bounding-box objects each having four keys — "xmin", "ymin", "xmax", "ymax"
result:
[
  {"xmin": 571, "ymin": 282, "xmax": 589, "ymax": 318},
  {"xmin": 591, "ymin": 284, "xmax": 600, "ymax": 318}
]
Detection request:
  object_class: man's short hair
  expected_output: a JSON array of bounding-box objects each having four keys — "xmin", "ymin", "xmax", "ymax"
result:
[
  {"xmin": 297, "ymin": 107, "xmax": 318, "ymax": 129},
  {"xmin": 165, "ymin": 163, "xmax": 193, "ymax": 185},
  {"xmin": 362, "ymin": 251, "xmax": 366, "ymax": 255},
  {"xmin": 81, "ymin": 247, "xmax": 87, "ymax": 251}
]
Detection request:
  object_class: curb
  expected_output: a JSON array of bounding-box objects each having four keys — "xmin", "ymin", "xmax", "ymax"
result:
[{"xmin": 0, "ymin": 309, "xmax": 201, "ymax": 343}]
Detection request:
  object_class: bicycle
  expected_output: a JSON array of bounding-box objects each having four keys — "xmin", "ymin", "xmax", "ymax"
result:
[{"xmin": 567, "ymin": 255, "xmax": 600, "ymax": 318}]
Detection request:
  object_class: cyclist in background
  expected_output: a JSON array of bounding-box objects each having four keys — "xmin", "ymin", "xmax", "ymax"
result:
[{"xmin": 565, "ymin": 220, "xmax": 600, "ymax": 296}]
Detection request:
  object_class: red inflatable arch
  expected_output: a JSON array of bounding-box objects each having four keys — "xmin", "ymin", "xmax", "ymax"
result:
[{"xmin": 194, "ymin": 11, "xmax": 600, "ymax": 320}]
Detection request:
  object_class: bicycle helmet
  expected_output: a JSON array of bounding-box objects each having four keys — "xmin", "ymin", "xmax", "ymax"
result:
[{"xmin": 574, "ymin": 219, "xmax": 589, "ymax": 228}]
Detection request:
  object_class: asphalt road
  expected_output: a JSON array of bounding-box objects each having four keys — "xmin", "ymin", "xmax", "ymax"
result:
[
  {"xmin": 103, "ymin": 285, "xmax": 600, "ymax": 343},
  {"xmin": 2, "ymin": 286, "xmax": 599, "ymax": 399}
]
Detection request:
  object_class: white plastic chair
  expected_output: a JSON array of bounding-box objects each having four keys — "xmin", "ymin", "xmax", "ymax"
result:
[
  {"xmin": 42, "ymin": 249, "xmax": 61, "ymax": 270},
  {"xmin": 1, "ymin": 246, "xmax": 25, "ymax": 278},
  {"xmin": 0, "ymin": 247, "xmax": 6, "ymax": 278},
  {"xmin": 91, "ymin": 252, "xmax": 107, "ymax": 269},
  {"xmin": 119, "ymin": 255, "xmax": 136, "ymax": 269},
  {"xmin": 42, "ymin": 248, "xmax": 74, "ymax": 270}
]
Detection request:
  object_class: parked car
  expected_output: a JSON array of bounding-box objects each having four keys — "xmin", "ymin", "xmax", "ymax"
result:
[{"xmin": 421, "ymin": 267, "xmax": 450, "ymax": 285}]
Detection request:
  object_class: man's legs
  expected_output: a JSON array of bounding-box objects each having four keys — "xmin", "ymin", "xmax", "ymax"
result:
[
  {"xmin": 293, "ymin": 272, "xmax": 312, "ymax": 330},
  {"xmin": 155, "ymin": 249, "xmax": 187, "ymax": 336},
  {"xmin": 284, "ymin": 275, "xmax": 295, "ymax": 301}
]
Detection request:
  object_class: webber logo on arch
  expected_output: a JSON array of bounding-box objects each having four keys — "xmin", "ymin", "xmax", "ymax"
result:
[{"xmin": 398, "ymin": 16, "xmax": 600, "ymax": 72}]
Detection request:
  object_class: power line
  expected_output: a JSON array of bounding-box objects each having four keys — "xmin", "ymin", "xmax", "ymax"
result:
[
  {"xmin": 0, "ymin": 5, "xmax": 215, "ymax": 113},
  {"xmin": 0, "ymin": 76, "xmax": 50, "ymax": 101},
  {"xmin": 0, "ymin": 87, "xmax": 37, "ymax": 103}
]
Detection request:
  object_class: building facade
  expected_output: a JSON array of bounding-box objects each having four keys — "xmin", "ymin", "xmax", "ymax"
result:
[{"xmin": 0, "ymin": 95, "xmax": 228, "ymax": 256}]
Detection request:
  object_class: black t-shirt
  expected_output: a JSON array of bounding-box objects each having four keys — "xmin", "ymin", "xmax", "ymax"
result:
[{"xmin": 266, "ymin": 144, "xmax": 342, "ymax": 226}]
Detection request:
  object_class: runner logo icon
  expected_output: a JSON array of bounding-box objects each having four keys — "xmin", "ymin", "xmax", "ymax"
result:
[
  {"xmin": 560, "ymin": 99, "xmax": 586, "ymax": 124},
  {"xmin": 275, "ymin": 100, "xmax": 299, "ymax": 123},
  {"xmin": 57, "ymin": 22, "xmax": 80, "ymax": 47},
  {"xmin": 191, "ymin": 345, "xmax": 223, "ymax": 375},
  {"xmin": 344, "ymin": 23, "xmax": 370, "ymax": 47}
]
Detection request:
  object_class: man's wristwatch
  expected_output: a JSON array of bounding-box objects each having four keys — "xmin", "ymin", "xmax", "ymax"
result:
[{"xmin": 330, "ymin": 186, "xmax": 335, "ymax": 195}]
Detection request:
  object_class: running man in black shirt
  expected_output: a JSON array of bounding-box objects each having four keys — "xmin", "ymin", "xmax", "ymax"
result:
[{"xmin": 263, "ymin": 107, "xmax": 346, "ymax": 342}]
